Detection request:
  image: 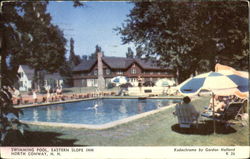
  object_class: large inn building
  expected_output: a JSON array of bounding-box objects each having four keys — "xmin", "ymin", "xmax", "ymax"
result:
[{"xmin": 72, "ymin": 52, "xmax": 175, "ymax": 88}]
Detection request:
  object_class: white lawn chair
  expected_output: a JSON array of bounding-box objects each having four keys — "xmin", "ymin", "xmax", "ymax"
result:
[{"xmin": 174, "ymin": 104, "xmax": 199, "ymax": 128}]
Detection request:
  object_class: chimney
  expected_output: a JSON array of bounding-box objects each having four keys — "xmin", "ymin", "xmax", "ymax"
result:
[{"xmin": 97, "ymin": 52, "xmax": 105, "ymax": 90}]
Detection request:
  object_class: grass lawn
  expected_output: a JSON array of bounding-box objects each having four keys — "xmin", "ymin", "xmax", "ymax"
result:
[{"xmin": 3, "ymin": 96, "xmax": 249, "ymax": 146}]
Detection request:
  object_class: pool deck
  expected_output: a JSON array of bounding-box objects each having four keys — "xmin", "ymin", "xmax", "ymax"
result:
[
  {"xmin": 14, "ymin": 96, "xmax": 183, "ymax": 108},
  {"xmin": 16, "ymin": 96, "xmax": 183, "ymax": 130}
]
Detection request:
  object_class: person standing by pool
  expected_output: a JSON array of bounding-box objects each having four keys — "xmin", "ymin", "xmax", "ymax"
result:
[
  {"xmin": 32, "ymin": 89, "xmax": 37, "ymax": 104},
  {"xmin": 166, "ymin": 85, "xmax": 172, "ymax": 95},
  {"xmin": 45, "ymin": 85, "xmax": 51, "ymax": 103},
  {"xmin": 56, "ymin": 87, "xmax": 63, "ymax": 101},
  {"xmin": 137, "ymin": 76, "xmax": 143, "ymax": 87},
  {"xmin": 13, "ymin": 88, "xmax": 22, "ymax": 105}
]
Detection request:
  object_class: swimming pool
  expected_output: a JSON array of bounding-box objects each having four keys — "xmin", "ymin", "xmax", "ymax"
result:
[{"xmin": 19, "ymin": 98, "xmax": 181, "ymax": 125}]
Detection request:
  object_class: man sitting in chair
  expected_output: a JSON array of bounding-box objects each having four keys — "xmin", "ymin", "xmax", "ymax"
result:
[{"xmin": 173, "ymin": 96, "xmax": 199, "ymax": 128}]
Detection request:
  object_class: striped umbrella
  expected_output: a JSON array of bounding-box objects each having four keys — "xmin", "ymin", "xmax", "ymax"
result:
[
  {"xmin": 178, "ymin": 71, "xmax": 248, "ymax": 133},
  {"xmin": 217, "ymin": 70, "xmax": 248, "ymax": 97},
  {"xmin": 178, "ymin": 71, "xmax": 245, "ymax": 96},
  {"xmin": 215, "ymin": 63, "xmax": 248, "ymax": 97}
]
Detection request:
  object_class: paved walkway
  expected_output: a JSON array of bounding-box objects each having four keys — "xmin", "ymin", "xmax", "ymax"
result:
[{"xmin": 13, "ymin": 91, "xmax": 117, "ymax": 105}]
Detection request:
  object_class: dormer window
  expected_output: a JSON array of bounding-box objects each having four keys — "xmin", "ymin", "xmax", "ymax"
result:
[
  {"xmin": 94, "ymin": 70, "xmax": 98, "ymax": 75},
  {"xmin": 131, "ymin": 68, "xmax": 137, "ymax": 74}
]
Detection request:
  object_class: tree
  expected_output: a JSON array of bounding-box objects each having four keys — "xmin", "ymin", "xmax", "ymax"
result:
[
  {"xmin": 0, "ymin": 1, "xmax": 67, "ymax": 144},
  {"xmin": 126, "ymin": 47, "xmax": 134, "ymax": 58},
  {"xmin": 69, "ymin": 38, "xmax": 81, "ymax": 67},
  {"xmin": 3, "ymin": 2, "xmax": 67, "ymax": 89},
  {"xmin": 0, "ymin": 0, "xmax": 85, "ymax": 145},
  {"xmin": 89, "ymin": 45, "xmax": 103, "ymax": 60},
  {"xmin": 135, "ymin": 46, "xmax": 143, "ymax": 59},
  {"xmin": 117, "ymin": 1, "xmax": 248, "ymax": 83},
  {"xmin": 81, "ymin": 55, "xmax": 88, "ymax": 60}
]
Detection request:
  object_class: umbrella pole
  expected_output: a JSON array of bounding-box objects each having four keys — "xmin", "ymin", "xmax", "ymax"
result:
[{"xmin": 212, "ymin": 92, "xmax": 216, "ymax": 134}]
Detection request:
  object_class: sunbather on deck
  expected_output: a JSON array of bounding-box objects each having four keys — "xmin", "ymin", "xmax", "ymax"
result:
[{"xmin": 204, "ymin": 95, "xmax": 226, "ymax": 113}]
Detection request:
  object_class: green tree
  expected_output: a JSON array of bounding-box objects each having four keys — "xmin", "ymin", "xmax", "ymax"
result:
[
  {"xmin": 18, "ymin": 2, "xmax": 66, "ymax": 89},
  {"xmin": 0, "ymin": 1, "xmax": 68, "ymax": 144},
  {"xmin": 81, "ymin": 55, "xmax": 88, "ymax": 60},
  {"xmin": 126, "ymin": 47, "xmax": 134, "ymax": 58},
  {"xmin": 135, "ymin": 46, "xmax": 143, "ymax": 59},
  {"xmin": 117, "ymin": 1, "xmax": 248, "ymax": 83},
  {"xmin": 89, "ymin": 45, "xmax": 103, "ymax": 60},
  {"xmin": 0, "ymin": 0, "xmax": 84, "ymax": 145},
  {"xmin": 69, "ymin": 38, "xmax": 81, "ymax": 67}
]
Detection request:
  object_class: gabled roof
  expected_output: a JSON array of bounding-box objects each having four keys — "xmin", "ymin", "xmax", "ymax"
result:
[
  {"xmin": 20, "ymin": 65, "xmax": 34, "ymax": 80},
  {"xmin": 73, "ymin": 59, "xmax": 97, "ymax": 72},
  {"xmin": 19, "ymin": 65, "xmax": 62, "ymax": 80},
  {"xmin": 73, "ymin": 56, "xmax": 170, "ymax": 72},
  {"xmin": 102, "ymin": 57, "xmax": 134, "ymax": 69},
  {"xmin": 135, "ymin": 58, "xmax": 160, "ymax": 70}
]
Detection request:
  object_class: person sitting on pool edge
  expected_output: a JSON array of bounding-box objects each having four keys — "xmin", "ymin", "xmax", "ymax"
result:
[{"xmin": 173, "ymin": 96, "xmax": 200, "ymax": 121}]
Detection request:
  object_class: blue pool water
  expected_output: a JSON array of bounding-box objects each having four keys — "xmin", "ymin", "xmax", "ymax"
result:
[{"xmin": 19, "ymin": 98, "xmax": 181, "ymax": 125}]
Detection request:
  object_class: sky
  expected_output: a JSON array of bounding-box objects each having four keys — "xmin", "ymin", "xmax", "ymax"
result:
[{"xmin": 47, "ymin": 1, "xmax": 135, "ymax": 58}]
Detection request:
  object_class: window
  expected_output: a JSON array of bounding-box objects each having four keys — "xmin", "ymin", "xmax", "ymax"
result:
[
  {"xmin": 20, "ymin": 81, "xmax": 23, "ymax": 87},
  {"xmin": 82, "ymin": 79, "xmax": 85, "ymax": 85},
  {"xmin": 93, "ymin": 79, "xmax": 97, "ymax": 86},
  {"xmin": 94, "ymin": 70, "xmax": 98, "ymax": 76},
  {"xmin": 117, "ymin": 70, "xmax": 123, "ymax": 75},
  {"xmin": 131, "ymin": 69, "xmax": 137, "ymax": 74},
  {"xmin": 130, "ymin": 78, "xmax": 136, "ymax": 82},
  {"xmin": 19, "ymin": 72, "xmax": 24, "ymax": 78},
  {"xmin": 106, "ymin": 69, "xmax": 111, "ymax": 75}
]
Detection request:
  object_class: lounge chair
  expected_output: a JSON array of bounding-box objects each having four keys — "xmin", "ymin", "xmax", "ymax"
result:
[
  {"xmin": 173, "ymin": 104, "xmax": 199, "ymax": 128},
  {"xmin": 201, "ymin": 102, "xmax": 244, "ymax": 125}
]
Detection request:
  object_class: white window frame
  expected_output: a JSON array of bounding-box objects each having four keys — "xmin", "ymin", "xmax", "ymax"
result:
[
  {"xmin": 117, "ymin": 70, "xmax": 123, "ymax": 75},
  {"xmin": 131, "ymin": 68, "xmax": 137, "ymax": 74}
]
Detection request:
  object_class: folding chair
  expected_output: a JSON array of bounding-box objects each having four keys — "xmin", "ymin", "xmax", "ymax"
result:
[
  {"xmin": 201, "ymin": 102, "xmax": 244, "ymax": 125},
  {"xmin": 174, "ymin": 104, "xmax": 199, "ymax": 128}
]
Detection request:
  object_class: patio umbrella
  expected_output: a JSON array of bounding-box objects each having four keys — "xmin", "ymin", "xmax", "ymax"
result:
[
  {"xmin": 177, "ymin": 71, "xmax": 248, "ymax": 133},
  {"xmin": 155, "ymin": 79, "xmax": 175, "ymax": 87},
  {"xmin": 178, "ymin": 71, "xmax": 248, "ymax": 96},
  {"xmin": 215, "ymin": 63, "xmax": 248, "ymax": 79},
  {"xmin": 215, "ymin": 63, "xmax": 248, "ymax": 97},
  {"xmin": 237, "ymin": 71, "xmax": 248, "ymax": 78},
  {"xmin": 110, "ymin": 76, "xmax": 128, "ymax": 86},
  {"xmin": 216, "ymin": 70, "xmax": 249, "ymax": 96}
]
